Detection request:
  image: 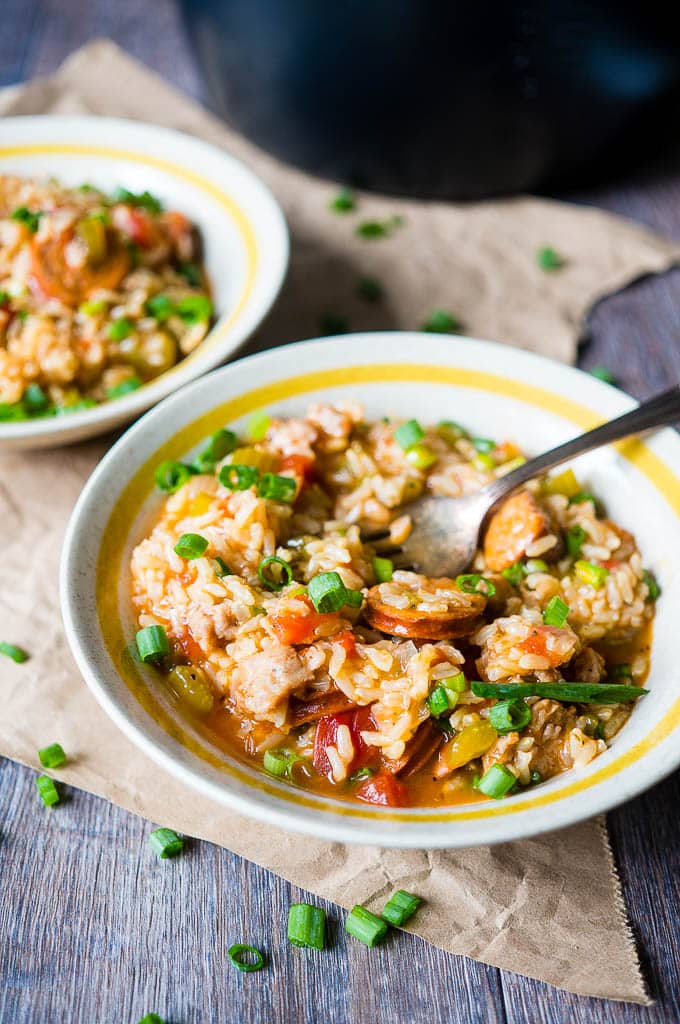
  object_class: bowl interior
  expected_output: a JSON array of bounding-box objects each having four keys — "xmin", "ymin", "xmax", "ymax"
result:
[{"xmin": 61, "ymin": 334, "xmax": 680, "ymax": 847}]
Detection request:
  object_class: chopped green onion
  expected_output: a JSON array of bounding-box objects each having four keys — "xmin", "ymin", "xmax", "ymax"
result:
[
  {"xmin": 609, "ymin": 663, "xmax": 632, "ymax": 679},
  {"xmin": 437, "ymin": 420, "xmax": 468, "ymax": 445},
  {"xmin": 137, "ymin": 1015, "xmax": 166, "ymax": 1024},
  {"xmin": 372, "ymin": 556, "xmax": 394, "ymax": 583},
  {"xmin": 38, "ymin": 743, "xmax": 66, "ymax": 769},
  {"xmin": 219, "ymin": 464, "xmax": 259, "ymax": 490},
  {"xmin": 247, "ymin": 410, "xmax": 271, "ymax": 441},
  {"xmin": 394, "ymin": 419, "xmax": 425, "ymax": 450},
  {"xmin": 79, "ymin": 298, "xmax": 107, "ymax": 316},
  {"xmin": 471, "ymin": 680, "xmax": 647, "ymax": 703},
  {"xmin": 356, "ymin": 218, "xmax": 399, "ymax": 239},
  {"xmin": 154, "ymin": 460, "xmax": 193, "ymax": 493},
  {"xmin": 0, "ymin": 401, "xmax": 28, "ymax": 422},
  {"xmin": 179, "ymin": 262, "xmax": 202, "ymax": 286},
  {"xmin": 319, "ymin": 314, "xmax": 349, "ymax": 335},
  {"xmin": 257, "ymin": 473, "xmax": 297, "ymax": 502},
  {"xmin": 569, "ymin": 491, "xmax": 596, "ymax": 506},
  {"xmin": 350, "ymin": 767, "xmax": 374, "ymax": 783},
  {"xmin": 405, "ymin": 443, "xmax": 438, "ymax": 470},
  {"xmin": 542, "ymin": 595, "xmax": 570, "ymax": 627},
  {"xmin": 530, "ymin": 770, "xmax": 542, "ymax": 784},
  {"xmin": 194, "ymin": 428, "xmax": 237, "ymax": 471},
  {"xmin": 251, "ymin": 606, "xmax": 267, "ymax": 616},
  {"xmin": 176, "ymin": 295, "xmax": 213, "ymax": 324},
  {"xmin": 287, "ymin": 904, "xmax": 326, "ymax": 950},
  {"xmin": 427, "ymin": 684, "xmax": 459, "ymax": 717},
  {"xmin": 536, "ymin": 246, "xmax": 564, "ymax": 271},
  {"xmin": 472, "ymin": 437, "xmax": 496, "ymax": 453},
  {"xmin": 11, "ymin": 206, "xmax": 42, "ymax": 233},
  {"xmin": 106, "ymin": 376, "xmax": 142, "ymax": 399},
  {"xmin": 477, "ymin": 763, "xmax": 517, "ymax": 799},
  {"xmin": 488, "ymin": 699, "xmax": 531, "ymax": 734},
  {"xmin": 524, "ymin": 558, "xmax": 548, "ymax": 574},
  {"xmin": 148, "ymin": 827, "xmax": 184, "ymax": 859},
  {"xmin": 258, "ymin": 555, "xmax": 293, "ymax": 591},
  {"xmin": 263, "ymin": 749, "xmax": 303, "ymax": 777},
  {"xmin": 0, "ymin": 641, "xmax": 29, "ymax": 663},
  {"xmin": 213, "ymin": 557, "xmax": 231, "ymax": 578},
  {"xmin": 502, "ymin": 562, "xmax": 525, "ymax": 587},
  {"xmin": 227, "ymin": 943, "xmax": 265, "ymax": 973},
  {"xmin": 642, "ymin": 569, "xmax": 661, "ymax": 601},
  {"xmin": 307, "ymin": 571, "xmax": 362, "ymax": 613},
  {"xmin": 356, "ymin": 276, "xmax": 383, "ymax": 301},
  {"xmin": 456, "ymin": 574, "xmax": 496, "ymax": 597},
  {"xmin": 174, "ymin": 533, "xmax": 209, "ymax": 559},
  {"xmin": 55, "ymin": 398, "xmax": 97, "ymax": 415},
  {"xmin": 135, "ymin": 625, "xmax": 170, "ymax": 663},
  {"xmin": 145, "ymin": 293, "xmax": 175, "ymax": 321},
  {"xmin": 590, "ymin": 366, "xmax": 616, "ymax": 385},
  {"xmin": 107, "ymin": 317, "xmax": 134, "ymax": 341},
  {"xmin": 421, "ymin": 309, "xmax": 462, "ymax": 334},
  {"xmin": 473, "ymin": 452, "xmax": 495, "ymax": 472},
  {"xmin": 36, "ymin": 774, "xmax": 60, "ymax": 807},
  {"xmin": 381, "ymin": 890, "xmax": 421, "ymax": 927},
  {"xmin": 329, "ymin": 187, "xmax": 356, "ymax": 213},
  {"xmin": 574, "ymin": 560, "xmax": 609, "ymax": 589},
  {"xmin": 345, "ymin": 905, "xmax": 388, "ymax": 947},
  {"xmin": 566, "ymin": 524, "xmax": 586, "ymax": 558},
  {"xmin": 23, "ymin": 383, "xmax": 49, "ymax": 412},
  {"xmin": 444, "ymin": 671, "xmax": 467, "ymax": 693},
  {"xmin": 112, "ymin": 187, "xmax": 163, "ymax": 213}
]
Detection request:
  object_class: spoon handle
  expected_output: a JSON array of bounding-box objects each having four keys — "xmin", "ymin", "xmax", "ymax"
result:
[{"xmin": 481, "ymin": 384, "xmax": 680, "ymax": 508}]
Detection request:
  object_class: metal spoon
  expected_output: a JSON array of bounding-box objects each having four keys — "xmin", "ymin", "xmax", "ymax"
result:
[{"xmin": 371, "ymin": 384, "xmax": 680, "ymax": 578}]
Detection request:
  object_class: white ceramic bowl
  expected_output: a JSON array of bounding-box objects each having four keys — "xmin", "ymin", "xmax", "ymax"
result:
[
  {"xmin": 0, "ymin": 115, "xmax": 288, "ymax": 449},
  {"xmin": 61, "ymin": 333, "xmax": 680, "ymax": 847}
]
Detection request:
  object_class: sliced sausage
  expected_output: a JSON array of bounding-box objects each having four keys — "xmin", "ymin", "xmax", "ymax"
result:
[
  {"xmin": 383, "ymin": 719, "xmax": 443, "ymax": 777},
  {"xmin": 364, "ymin": 571, "xmax": 486, "ymax": 641},
  {"xmin": 483, "ymin": 490, "xmax": 556, "ymax": 572},
  {"xmin": 288, "ymin": 688, "xmax": 358, "ymax": 726}
]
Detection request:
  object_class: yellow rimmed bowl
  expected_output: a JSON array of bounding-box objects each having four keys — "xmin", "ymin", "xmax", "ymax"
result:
[
  {"xmin": 60, "ymin": 333, "xmax": 680, "ymax": 847},
  {"xmin": 0, "ymin": 115, "xmax": 288, "ymax": 449}
]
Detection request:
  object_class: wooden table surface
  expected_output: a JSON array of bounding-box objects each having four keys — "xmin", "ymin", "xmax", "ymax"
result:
[{"xmin": 1, "ymin": 3, "xmax": 679, "ymax": 1022}]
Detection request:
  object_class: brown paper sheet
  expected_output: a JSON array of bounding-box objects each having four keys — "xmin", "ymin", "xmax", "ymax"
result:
[{"xmin": 2, "ymin": 40, "xmax": 675, "ymax": 1002}]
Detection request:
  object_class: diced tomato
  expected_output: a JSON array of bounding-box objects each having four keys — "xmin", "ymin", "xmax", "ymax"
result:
[
  {"xmin": 334, "ymin": 629, "xmax": 357, "ymax": 658},
  {"xmin": 521, "ymin": 628, "xmax": 549, "ymax": 657},
  {"xmin": 111, "ymin": 204, "xmax": 156, "ymax": 248},
  {"xmin": 270, "ymin": 606, "xmax": 339, "ymax": 645},
  {"xmin": 163, "ymin": 209, "xmax": 192, "ymax": 240},
  {"xmin": 313, "ymin": 707, "xmax": 373, "ymax": 778},
  {"xmin": 603, "ymin": 558, "xmax": 621, "ymax": 571},
  {"xmin": 356, "ymin": 771, "xmax": 410, "ymax": 807},
  {"xmin": 176, "ymin": 630, "xmax": 204, "ymax": 664},
  {"xmin": 278, "ymin": 453, "xmax": 316, "ymax": 485}
]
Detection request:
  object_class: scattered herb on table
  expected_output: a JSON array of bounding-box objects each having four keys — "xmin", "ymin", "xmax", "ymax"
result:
[
  {"xmin": 35, "ymin": 774, "xmax": 60, "ymax": 807},
  {"xmin": 329, "ymin": 187, "xmax": 356, "ymax": 213},
  {"xmin": 148, "ymin": 827, "xmax": 184, "ymax": 859},
  {"xmin": 421, "ymin": 309, "xmax": 462, "ymax": 334},
  {"xmin": 319, "ymin": 314, "xmax": 349, "ymax": 335},
  {"xmin": 38, "ymin": 743, "xmax": 66, "ymax": 769},
  {"xmin": 356, "ymin": 276, "xmax": 384, "ymax": 302},
  {"xmin": 228, "ymin": 943, "xmax": 266, "ymax": 972},
  {"xmin": 536, "ymin": 245, "xmax": 565, "ymax": 270},
  {"xmin": 288, "ymin": 903, "xmax": 326, "ymax": 949},
  {"xmin": 355, "ymin": 215, "xmax": 402, "ymax": 239},
  {"xmin": 0, "ymin": 641, "xmax": 29, "ymax": 663},
  {"xmin": 590, "ymin": 365, "xmax": 616, "ymax": 385}
]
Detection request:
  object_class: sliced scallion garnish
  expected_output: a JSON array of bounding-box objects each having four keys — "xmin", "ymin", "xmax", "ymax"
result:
[
  {"xmin": 345, "ymin": 905, "xmax": 388, "ymax": 947},
  {"xmin": 135, "ymin": 625, "xmax": 170, "ymax": 663},
  {"xmin": 372, "ymin": 556, "xmax": 393, "ymax": 583},
  {"xmin": 307, "ymin": 572, "xmax": 363, "ymax": 613},
  {"xmin": 258, "ymin": 556, "xmax": 293, "ymax": 591},
  {"xmin": 227, "ymin": 943, "xmax": 265, "ymax": 973},
  {"xmin": 455, "ymin": 574, "xmax": 496, "ymax": 597},
  {"xmin": 542, "ymin": 595, "xmax": 570, "ymax": 627},
  {"xmin": 488, "ymin": 699, "xmax": 531, "ymax": 734},
  {"xmin": 476, "ymin": 763, "xmax": 517, "ymax": 799},
  {"xmin": 148, "ymin": 827, "xmax": 184, "ymax": 859},
  {"xmin": 257, "ymin": 473, "xmax": 297, "ymax": 503},
  {"xmin": 381, "ymin": 890, "xmax": 421, "ymax": 928},
  {"xmin": 36, "ymin": 774, "xmax": 60, "ymax": 807},
  {"xmin": 174, "ymin": 533, "xmax": 209, "ymax": 560},
  {"xmin": 38, "ymin": 743, "xmax": 66, "ymax": 769},
  {"xmin": 287, "ymin": 904, "xmax": 326, "ymax": 949},
  {"xmin": 154, "ymin": 460, "xmax": 194, "ymax": 493},
  {"xmin": 393, "ymin": 419, "xmax": 424, "ymax": 451},
  {"xmin": 471, "ymin": 680, "xmax": 647, "ymax": 703}
]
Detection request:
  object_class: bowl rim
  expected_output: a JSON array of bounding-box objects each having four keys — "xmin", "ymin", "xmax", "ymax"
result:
[
  {"xmin": 60, "ymin": 332, "xmax": 680, "ymax": 847},
  {"xmin": 0, "ymin": 114, "xmax": 289, "ymax": 444}
]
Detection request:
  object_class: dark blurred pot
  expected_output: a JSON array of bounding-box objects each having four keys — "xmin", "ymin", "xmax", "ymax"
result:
[{"xmin": 180, "ymin": 0, "xmax": 680, "ymax": 199}]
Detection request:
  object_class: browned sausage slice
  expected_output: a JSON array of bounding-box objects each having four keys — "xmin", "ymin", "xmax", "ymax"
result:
[
  {"xmin": 383, "ymin": 719, "xmax": 443, "ymax": 777},
  {"xmin": 483, "ymin": 490, "xmax": 555, "ymax": 572},
  {"xmin": 364, "ymin": 571, "xmax": 486, "ymax": 641},
  {"xmin": 288, "ymin": 688, "xmax": 358, "ymax": 726}
]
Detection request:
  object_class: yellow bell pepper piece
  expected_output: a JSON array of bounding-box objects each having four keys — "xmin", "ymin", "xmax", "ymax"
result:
[
  {"xmin": 543, "ymin": 468, "xmax": 581, "ymax": 498},
  {"xmin": 443, "ymin": 719, "xmax": 497, "ymax": 769}
]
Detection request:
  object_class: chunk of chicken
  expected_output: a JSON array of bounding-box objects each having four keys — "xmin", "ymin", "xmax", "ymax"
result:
[
  {"xmin": 230, "ymin": 644, "xmax": 312, "ymax": 722},
  {"xmin": 481, "ymin": 731, "xmax": 520, "ymax": 773},
  {"xmin": 569, "ymin": 646, "xmax": 606, "ymax": 684}
]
